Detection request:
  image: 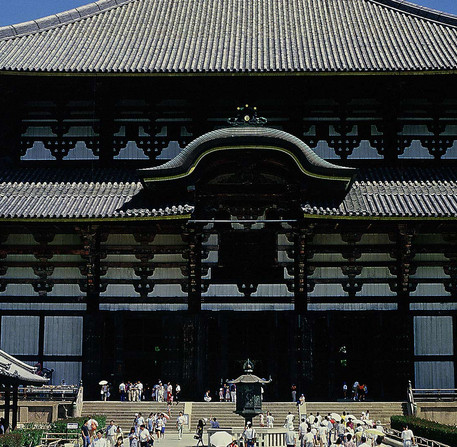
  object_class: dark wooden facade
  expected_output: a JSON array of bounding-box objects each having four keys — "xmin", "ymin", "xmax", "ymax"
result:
[{"xmin": 1, "ymin": 0, "xmax": 457, "ymax": 401}]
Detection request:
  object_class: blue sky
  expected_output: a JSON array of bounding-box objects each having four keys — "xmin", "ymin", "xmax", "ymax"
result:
[{"xmin": 0, "ymin": 0, "xmax": 456, "ymax": 26}]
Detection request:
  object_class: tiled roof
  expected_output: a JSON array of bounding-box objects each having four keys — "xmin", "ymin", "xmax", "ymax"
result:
[
  {"xmin": 1, "ymin": 166, "xmax": 457, "ymax": 220},
  {"xmin": 303, "ymin": 167, "xmax": 457, "ymax": 218},
  {"xmin": 1, "ymin": 0, "xmax": 457, "ymax": 73},
  {"xmin": 0, "ymin": 167, "xmax": 193, "ymax": 219},
  {"xmin": 0, "ymin": 349, "xmax": 48, "ymax": 385}
]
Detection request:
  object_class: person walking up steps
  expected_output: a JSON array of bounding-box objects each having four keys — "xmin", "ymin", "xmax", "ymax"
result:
[{"xmin": 176, "ymin": 412, "xmax": 185, "ymax": 440}]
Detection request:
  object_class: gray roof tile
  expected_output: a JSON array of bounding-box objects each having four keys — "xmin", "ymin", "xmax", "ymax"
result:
[
  {"xmin": 1, "ymin": 0, "xmax": 457, "ymax": 73},
  {"xmin": 1, "ymin": 166, "xmax": 457, "ymax": 220}
]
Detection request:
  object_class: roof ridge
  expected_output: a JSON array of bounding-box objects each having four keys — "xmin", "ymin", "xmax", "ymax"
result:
[
  {"xmin": 368, "ymin": 0, "xmax": 457, "ymax": 28},
  {"xmin": 0, "ymin": 0, "xmax": 137, "ymax": 41}
]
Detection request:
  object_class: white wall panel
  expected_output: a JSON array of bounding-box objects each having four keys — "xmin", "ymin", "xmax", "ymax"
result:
[
  {"xmin": 414, "ymin": 254, "xmax": 446, "ymax": 262},
  {"xmin": 101, "ymin": 284, "xmax": 139, "ymax": 297},
  {"xmin": 100, "ymin": 303, "xmax": 187, "ymax": 311},
  {"xmin": 202, "ymin": 285, "xmax": 244, "ymax": 297},
  {"xmin": 411, "ymin": 284, "xmax": 449, "ymax": 296},
  {"xmin": 152, "ymin": 268, "xmax": 185, "ymax": 279},
  {"xmin": 47, "ymin": 284, "xmax": 82, "ymax": 297},
  {"xmin": 358, "ymin": 267, "xmax": 393, "ymax": 279},
  {"xmin": 203, "ymin": 251, "xmax": 218, "ymax": 262},
  {"xmin": 411, "ymin": 303, "xmax": 457, "ymax": 311},
  {"xmin": 51, "ymin": 268, "xmax": 84, "ymax": 279},
  {"xmin": 49, "ymin": 234, "xmax": 81, "ymax": 245},
  {"xmin": 103, "ymin": 234, "xmax": 139, "ymax": 245},
  {"xmin": 0, "ymin": 303, "xmax": 86, "ymax": 311},
  {"xmin": 312, "ymin": 254, "xmax": 345, "ymax": 262},
  {"xmin": 1, "ymin": 316, "xmax": 39, "ymax": 355},
  {"xmin": 202, "ymin": 303, "xmax": 294, "ymax": 311},
  {"xmin": 308, "ymin": 303, "xmax": 397, "ymax": 311},
  {"xmin": 4, "ymin": 234, "xmax": 38, "ymax": 245},
  {"xmin": 104, "ymin": 254, "xmax": 140, "ymax": 263},
  {"xmin": 308, "ymin": 284, "xmax": 344, "ymax": 297},
  {"xmin": 252, "ymin": 284, "xmax": 293, "ymax": 297},
  {"xmin": 411, "ymin": 267, "xmax": 447, "ymax": 279},
  {"xmin": 311, "ymin": 267, "xmax": 341, "ymax": 279},
  {"xmin": 414, "ymin": 316, "xmax": 453, "ymax": 356},
  {"xmin": 44, "ymin": 317, "xmax": 83, "ymax": 356},
  {"xmin": 153, "ymin": 254, "xmax": 184, "ymax": 262},
  {"xmin": 278, "ymin": 251, "xmax": 293, "ymax": 262},
  {"xmin": 311, "ymin": 235, "xmax": 343, "ymax": 245},
  {"xmin": 359, "ymin": 234, "xmax": 392, "ymax": 244},
  {"xmin": 3, "ymin": 267, "xmax": 36, "ymax": 279},
  {"xmin": 415, "ymin": 362, "xmax": 455, "ymax": 389},
  {"xmin": 0, "ymin": 284, "xmax": 36, "ymax": 296},
  {"xmin": 150, "ymin": 284, "xmax": 186, "ymax": 297},
  {"xmin": 45, "ymin": 361, "xmax": 82, "ymax": 386},
  {"xmin": 277, "ymin": 234, "xmax": 293, "ymax": 245},
  {"xmin": 152, "ymin": 234, "xmax": 185, "ymax": 245},
  {"xmin": 104, "ymin": 268, "xmax": 137, "ymax": 280},
  {"xmin": 360, "ymin": 284, "xmax": 396, "ymax": 296}
]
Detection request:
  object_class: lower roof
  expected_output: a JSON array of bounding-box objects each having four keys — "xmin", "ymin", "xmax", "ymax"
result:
[
  {"xmin": 0, "ymin": 349, "xmax": 48, "ymax": 385},
  {"xmin": 0, "ymin": 166, "xmax": 456, "ymax": 221}
]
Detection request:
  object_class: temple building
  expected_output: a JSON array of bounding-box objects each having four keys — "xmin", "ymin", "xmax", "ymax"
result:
[{"xmin": 0, "ymin": 0, "xmax": 457, "ymax": 400}]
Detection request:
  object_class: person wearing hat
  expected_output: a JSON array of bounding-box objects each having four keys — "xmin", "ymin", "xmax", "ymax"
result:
[
  {"xmin": 286, "ymin": 423, "xmax": 297, "ymax": 447},
  {"xmin": 243, "ymin": 422, "xmax": 256, "ymax": 447}
]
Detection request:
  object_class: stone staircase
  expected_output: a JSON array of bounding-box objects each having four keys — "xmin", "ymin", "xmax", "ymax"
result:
[
  {"xmin": 81, "ymin": 401, "xmax": 299, "ymax": 433},
  {"xmin": 81, "ymin": 401, "xmax": 185, "ymax": 433},
  {"xmin": 81, "ymin": 401, "xmax": 405, "ymax": 433},
  {"xmin": 191, "ymin": 402, "xmax": 299, "ymax": 429},
  {"xmin": 305, "ymin": 402, "xmax": 406, "ymax": 426}
]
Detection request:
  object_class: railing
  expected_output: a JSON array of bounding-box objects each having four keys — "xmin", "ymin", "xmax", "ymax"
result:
[
  {"xmin": 73, "ymin": 385, "xmax": 84, "ymax": 417},
  {"xmin": 14, "ymin": 385, "xmax": 80, "ymax": 401},
  {"xmin": 387, "ymin": 428, "xmax": 450, "ymax": 447},
  {"xmin": 41, "ymin": 432, "xmax": 80, "ymax": 447},
  {"xmin": 407, "ymin": 380, "xmax": 416, "ymax": 416},
  {"xmin": 412, "ymin": 388, "xmax": 457, "ymax": 402},
  {"xmin": 207, "ymin": 428, "xmax": 286, "ymax": 447}
]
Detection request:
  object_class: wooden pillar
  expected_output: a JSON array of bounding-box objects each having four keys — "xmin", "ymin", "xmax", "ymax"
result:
[
  {"xmin": 11, "ymin": 385, "xmax": 18, "ymax": 430},
  {"xmin": 184, "ymin": 227, "xmax": 202, "ymax": 313},
  {"xmin": 4, "ymin": 385, "xmax": 10, "ymax": 431},
  {"xmin": 293, "ymin": 224, "xmax": 314, "ymax": 313},
  {"xmin": 393, "ymin": 224, "xmax": 415, "ymax": 391},
  {"xmin": 78, "ymin": 226, "xmax": 102, "ymax": 399}
]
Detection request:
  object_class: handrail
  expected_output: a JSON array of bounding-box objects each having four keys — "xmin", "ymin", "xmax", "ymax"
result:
[
  {"xmin": 74, "ymin": 384, "xmax": 84, "ymax": 417},
  {"xmin": 407, "ymin": 380, "xmax": 416, "ymax": 416},
  {"xmin": 412, "ymin": 387, "xmax": 457, "ymax": 402},
  {"xmin": 387, "ymin": 428, "xmax": 451, "ymax": 447}
]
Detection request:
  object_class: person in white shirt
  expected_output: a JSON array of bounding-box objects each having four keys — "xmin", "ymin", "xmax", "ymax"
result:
[
  {"xmin": 286, "ymin": 423, "xmax": 297, "ymax": 447},
  {"xmin": 138, "ymin": 425, "xmax": 150, "ymax": 447},
  {"xmin": 243, "ymin": 422, "xmax": 256, "ymax": 447},
  {"xmin": 298, "ymin": 418, "xmax": 308, "ymax": 447},
  {"xmin": 304, "ymin": 427, "xmax": 315, "ymax": 447},
  {"xmin": 401, "ymin": 426, "xmax": 415, "ymax": 447},
  {"xmin": 176, "ymin": 411, "xmax": 185, "ymax": 440},
  {"xmin": 285, "ymin": 412, "xmax": 295, "ymax": 425},
  {"xmin": 105, "ymin": 421, "xmax": 117, "ymax": 447},
  {"xmin": 137, "ymin": 413, "xmax": 145, "ymax": 428},
  {"xmin": 358, "ymin": 436, "xmax": 370, "ymax": 447},
  {"xmin": 266, "ymin": 411, "xmax": 274, "ymax": 428},
  {"xmin": 137, "ymin": 382, "xmax": 143, "ymax": 401},
  {"xmin": 318, "ymin": 422, "xmax": 328, "ymax": 447},
  {"xmin": 91, "ymin": 431, "xmax": 106, "ymax": 447},
  {"xmin": 119, "ymin": 382, "xmax": 126, "ymax": 401}
]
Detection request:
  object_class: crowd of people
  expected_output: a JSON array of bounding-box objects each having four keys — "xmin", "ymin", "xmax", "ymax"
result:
[
  {"xmin": 342, "ymin": 382, "xmax": 369, "ymax": 401},
  {"xmin": 100, "ymin": 381, "xmax": 181, "ymax": 403},
  {"xmin": 81, "ymin": 411, "xmax": 188, "ymax": 447}
]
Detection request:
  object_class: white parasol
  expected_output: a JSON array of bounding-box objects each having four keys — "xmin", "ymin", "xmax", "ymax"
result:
[
  {"xmin": 99, "ymin": 380, "xmax": 108, "ymax": 386},
  {"xmin": 210, "ymin": 431, "xmax": 233, "ymax": 447}
]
